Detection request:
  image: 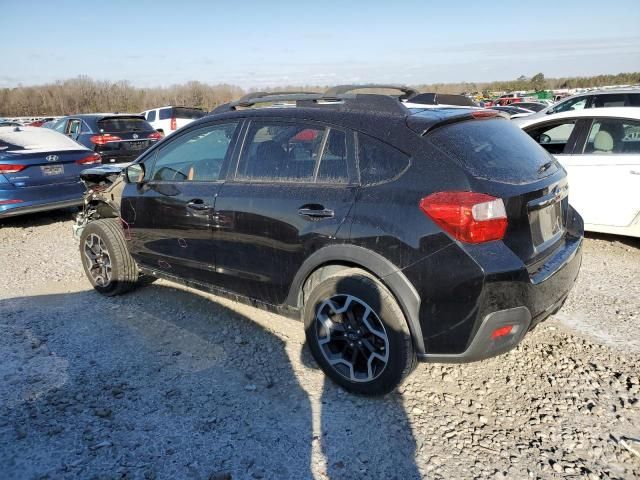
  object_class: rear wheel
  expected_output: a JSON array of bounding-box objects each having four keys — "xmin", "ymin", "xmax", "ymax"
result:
[
  {"xmin": 304, "ymin": 268, "xmax": 416, "ymax": 395},
  {"xmin": 79, "ymin": 218, "xmax": 143, "ymax": 296}
]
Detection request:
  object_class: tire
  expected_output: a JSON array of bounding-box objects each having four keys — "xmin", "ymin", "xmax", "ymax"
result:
[
  {"xmin": 79, "ymin": 218, "xmax": 141, "ymax": 296},
  {"xmin": 304, "ymin": 268, "xmax": 416, "ymax": 395}
]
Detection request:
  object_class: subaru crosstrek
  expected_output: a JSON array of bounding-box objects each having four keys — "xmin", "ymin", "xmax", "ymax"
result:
[{"xmin": 73, "ymin": 85, "xmax": 583, "ymax": 395}]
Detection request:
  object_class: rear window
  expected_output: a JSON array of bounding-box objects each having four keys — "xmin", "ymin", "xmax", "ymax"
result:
[
  {"xmin": 427, "ymin": 119, "xmax": 559, "ymax": 184},
  {"xmin": 172, "ymin": 107, "xmax": 205, "ymax": 119},
  {"xmin": 97, "ymin": 117, "xmax": 154, "ymax": 133}
]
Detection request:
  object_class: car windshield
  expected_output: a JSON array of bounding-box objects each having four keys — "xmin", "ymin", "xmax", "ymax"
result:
[{"xmin": 97, "ymin": 117, "xmax": 155, "ymax": 133}]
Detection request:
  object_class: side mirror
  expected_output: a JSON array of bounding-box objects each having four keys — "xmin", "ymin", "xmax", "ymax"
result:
[{"xmin": 125, "ymin": 163, "xmax": 145, "ymax": 184}]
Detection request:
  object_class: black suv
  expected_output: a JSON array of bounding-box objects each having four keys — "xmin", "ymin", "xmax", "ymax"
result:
[
  {"xmin": 74, "ymin": 86, "xmax": 583, "ymax": 395},
  {"xmin": 51, "ymin": 113, "xmax": 162, "ymax": 164}
]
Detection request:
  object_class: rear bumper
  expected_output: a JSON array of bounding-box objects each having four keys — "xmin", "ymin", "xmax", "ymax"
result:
[
  {"xmin": 405, "ymin": 215, "xmax": 583, "ymax": 362},
  {"xmin": 0, "ymin": 182, "xmax": 84, "ymax": 218}
]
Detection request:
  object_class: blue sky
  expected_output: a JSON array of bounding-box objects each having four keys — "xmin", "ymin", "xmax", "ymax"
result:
[{"xmin": 1, "ymin": 0, "xmax": 639, "ymax": 88}]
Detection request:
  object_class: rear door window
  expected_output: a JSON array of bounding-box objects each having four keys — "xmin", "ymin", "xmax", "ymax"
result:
[
  {"xmin": 172, "ymin": 107, "xmax": 205, "ymax": 119},
  {"xmin": 236, "ymin": 121, "xmax": 326, "ymax": 182},
  {"xmin": 357, "ymin": 133, "xmax": 409, "ymax": 185},
  {"xmin": 583, "ymin": 118, "xmax": 640, "ymax": 154},
  {"xmin": 317, "ymin": 129, "xmax": 349, "ymax": 183},
  {"xmin": 629, "ymin": 94, "xmax": 640, "ymax": 107},
  {"xmin": 590, "ymin": 94, "xmax": 626, "ymax": 108},
  {"xmin": 159, "ymin": 108, "xmax": 172, "ymax": 120},
  {"xmin": 429, "ymin": 118, "xmax": 560, "ymax": 183},
  {"xmin": 97, "ymin": 117, "xmax": 154, "ymax": 133}
]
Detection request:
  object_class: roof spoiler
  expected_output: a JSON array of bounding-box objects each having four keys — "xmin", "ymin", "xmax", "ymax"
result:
[{"xmin": 409, "ymin": 93, "xmax": 477, "ymax": 107}]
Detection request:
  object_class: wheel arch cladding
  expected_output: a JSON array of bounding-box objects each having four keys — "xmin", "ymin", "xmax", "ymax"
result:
[{"xmin": 286, "ymin": 244, "xmax": 426, "ymax": 355}]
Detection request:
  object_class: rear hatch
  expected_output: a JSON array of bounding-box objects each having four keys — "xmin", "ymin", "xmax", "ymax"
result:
[
  {"xmin": 93, "ymin": 116, "xmax": 160, "ymax": 158},
  {"xmin": 0, "ymin": 127, "xmax": 100, "ymax": 187},
  {"xmin": 421, "ymin": 116, "xmax": 569, "ymax": 265}
]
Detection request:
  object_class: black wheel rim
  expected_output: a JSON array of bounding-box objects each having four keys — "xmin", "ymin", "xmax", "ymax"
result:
[
  {"xmin": 83, "ymin": 233, "xmax": 112, "ymax": 287},
  {"xmin": 315, "ymin": 294, "xmax": 390, "ymax": 383}
]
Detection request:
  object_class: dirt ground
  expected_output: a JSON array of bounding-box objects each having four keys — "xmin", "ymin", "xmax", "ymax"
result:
[{"xmin": 1, "ymin": 209, "xmax": 639, "ymax": 480}]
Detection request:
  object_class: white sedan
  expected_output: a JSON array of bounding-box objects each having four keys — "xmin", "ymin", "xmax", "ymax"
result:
[{"xmin": 518, "ymin": 108, "xmax": 640, "ymax": 238}]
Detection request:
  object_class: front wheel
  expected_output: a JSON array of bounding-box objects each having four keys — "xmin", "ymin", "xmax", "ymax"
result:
[
  {"xmin": 79, "ymin": 218, "xmax": 142, "ymax": 296},
  {"xmin": 304, "ymin": 268, "xmax": 416, "ymax": 395}
]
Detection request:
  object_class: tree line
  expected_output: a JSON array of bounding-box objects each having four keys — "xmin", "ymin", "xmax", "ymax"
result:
[{"xmin": 1, "ymin": 72, "xmax": 639, "ymax": 117}]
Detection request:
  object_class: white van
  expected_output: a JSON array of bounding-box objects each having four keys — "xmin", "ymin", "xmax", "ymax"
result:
[{"xmin": 141, "ymin": 106, "xmax": 206, "ymax": 136}]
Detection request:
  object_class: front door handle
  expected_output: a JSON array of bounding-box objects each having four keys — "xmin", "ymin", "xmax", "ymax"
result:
[
  {"xmin": 187, "ymin": 199, "xmax": 211, "ymax": 211},
  {"xmin": 298, "ymin": 206, "xmax": 334, "ymax": 218}
]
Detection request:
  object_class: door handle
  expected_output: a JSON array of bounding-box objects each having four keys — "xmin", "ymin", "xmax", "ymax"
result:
[
  {"xmin": 187, "ymin": 199, "xmax": 211, "ymax": 211},
  {"xmin": 298, "ymin": 207, "xmax": 334, "ymax": 218}
]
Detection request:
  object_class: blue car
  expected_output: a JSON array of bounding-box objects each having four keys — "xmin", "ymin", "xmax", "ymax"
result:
[{"xmin": 0, "ymin": 126, "xmax": 101, "ymax": 218}]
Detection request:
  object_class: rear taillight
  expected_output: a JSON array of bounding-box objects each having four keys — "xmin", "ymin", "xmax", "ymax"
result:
[
  {"xmin": 419, "ymin": 192, "xmax": 508, "ymax": 244},
  {"xmin": 0, "ymin": 164, "xmax": 26, "ymax": 174},
  {"xmin": 170, "ymin": 117, "xmax": 177, "ymax": 130},
  {"xmin": 0, "ymin": 199, "xmax": 23, "ymax": 205},
  {"xmin": 76, "ymin": 153, "xmax": 102, "ymax": 165},
  {"xmin": 90, "ymin": 134, "xmax": 122, "ymax": 145},
  {"xmin": 148, "ymin": 131, "xmax": 163, "ymax": 140}
]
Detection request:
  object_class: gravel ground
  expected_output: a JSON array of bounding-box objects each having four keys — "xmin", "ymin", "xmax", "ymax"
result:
[{"xmin": 0, "ymin": 210, "xmax": 639, "ymax": 480}]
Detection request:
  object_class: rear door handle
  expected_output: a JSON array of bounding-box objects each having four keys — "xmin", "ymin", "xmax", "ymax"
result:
[
  {"xmin": 187, "ymin": 199, "xmax": 211, "ymax": 211},
  {"xmin": 298, "ymin": 207, "xmax": 334, "ymax": 218}
]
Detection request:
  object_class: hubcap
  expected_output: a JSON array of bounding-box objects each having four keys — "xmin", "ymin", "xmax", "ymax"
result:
[
  {"xmin": 315, "ymin": 295, "xmax": 390, "ymax": 383},
  {"xmin": 83, "ymin": 233, "xmax": 112, "ymax": 287}
]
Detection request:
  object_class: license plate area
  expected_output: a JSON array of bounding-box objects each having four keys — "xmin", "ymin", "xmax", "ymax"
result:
[
  {"xmin": 529, "ymin": 199, "xmax": 563, "ymax": 248},
  {"xmin": 41, "ymin": 164, "xmax": 64, "ymax": 176},
  {"xmin": 126, "ymin": 141, "xmax": 148, "ymax": 150}
]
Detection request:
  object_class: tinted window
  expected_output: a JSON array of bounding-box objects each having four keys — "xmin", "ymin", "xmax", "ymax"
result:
[
  {"xmin": 236, "ymin": 121, "xmax": 325, "ymax": 182},
  {"xmin": 150, "ymin": 122, "xmax": 238, "ymax": 182},
  {"xmin": 430, "ymin": 118, "xmax": 560, "ymax": 183},
  {"xmin": 629, "ymin": 94, "xmax": 640, "ymax": 107},
  {"xmin": 317, "ymin": 129, "xmax": 348, "ymax": 184},
  {"xmin": 358, "ymin": 133, "xmax": 409, "ymax": 185},
  {"xmin": 159, "ymin": 108, "xmax": 172, "ymax": 120},
  {"xmin": 172, "ymin": 107, "xmax": 205, "ymax": 119},
  {"xmin": 591, "ymin": 94, "xmax": 626, "ymax": 108},
  {"xmin": 526, "ymin": 120, "xmax": 576, "ymax": 155},
  {"xmin": 583, "ymin": 118, "xmax": 640, "ymax": 154},
  {"xmin": 146, "ymin": 110, "xmax": 156, "ymax": 122},
  {"xmin": 98, "ymin": 117, "xmax": 154, "ymax": 133}
]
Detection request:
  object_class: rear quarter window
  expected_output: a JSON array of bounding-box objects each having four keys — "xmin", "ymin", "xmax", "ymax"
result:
[
  {"xmin": 357, "ymin": 133, "xmax": 409, "ymax": 185},
  {"xmin": 427, "ymin": 118, "xmax": 559, "ymax": 184}
]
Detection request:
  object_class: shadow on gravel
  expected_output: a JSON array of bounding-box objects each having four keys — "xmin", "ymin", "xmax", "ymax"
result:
[
  {"xmin": 585, "ymin": 231, "xmax": 640, "ymax": 249},
  {"xmin": 0, "ymin": 207, "xmax": 78, "ymax": 229},
  {"xmin": 0, "ymin": 281, "xmax": 422, "ymax": 479}
]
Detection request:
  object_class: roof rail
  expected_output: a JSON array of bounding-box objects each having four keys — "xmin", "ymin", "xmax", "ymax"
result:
[
  {"xmin": 325, "ymin": 84, "xmax": 418, "ymax": 100},
  {"xmin": 235, "ymin": 90, "xmax": 322, "ymax": 105}
]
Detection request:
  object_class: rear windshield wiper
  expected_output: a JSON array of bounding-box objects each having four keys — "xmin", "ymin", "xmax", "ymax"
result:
[{"xmin": 537, "ymin": 160, "xmax": 554, "ymax": 175}]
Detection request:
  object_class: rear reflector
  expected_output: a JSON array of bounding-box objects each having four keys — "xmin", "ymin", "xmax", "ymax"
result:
[
  {"xmin": 0, "ymin": 199, "xmax": 23, "ymax": 205},
  {"xmin": 90, "ymin": 134, "xmax": 122, "ymax": 145},
  {"xmin": 0, "ymin": 164, "xmax": 27, "ymax": 174},
  {"xmin": 491, "ymin": 325, "xmax": 514, "ymax": 339},
  {"xmin": 76, "ymin": 153, "xmax": 102, "ymax": 165},
  {"xmin": 419, "ymin": 192, "xmax": 508, "ymax": 243}
]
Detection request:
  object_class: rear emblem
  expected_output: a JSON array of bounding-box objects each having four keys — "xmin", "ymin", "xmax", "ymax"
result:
[
  {"xmin": 132, "ymin": 133, "xmax": 139, "ymax": 139},
  {"xmin": 45, "ymin": 154, "xmax": 59, "ymax": 162}
]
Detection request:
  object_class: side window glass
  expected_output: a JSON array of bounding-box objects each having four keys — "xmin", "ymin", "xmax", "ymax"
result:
[
  {"xmin": 552, "ymin": 97, "xmax": 587, "ymax": 114},
  {"xmin": 317, "ymin": 129, "xmax": 348, "ymax": 184},
  {"xmin": 147, "ymin": 110, "xmax": 156, "ymax": 122},
  {"xmin": 629, "ymin": 94, "xmax": 640, "ymax": 107},
  {"xmin": 526, "ymin": 121, "xmax": 576, "ymax": 154},
  {"xmin": 159, "ymin": 108, "xmax": 172, "ymax": 120},
  {"xmin": 68, "ymin": 120, "xmax": 81, "ymax": 136},
  {"xmin": 584, "ymin": 119, "xmax": 640, "ymax": 154},
  {"xmin": 591, "ymin": 94, "xmax": 625, "ymax": 108},
  {"xmin": 236, "ymin": 122, "xmax": 325, "ymax": 182},
  {"xmin": 149, "ymin": 122, "xmax": 238, "ymax": 182},
  {"xmin": 358, "ymin": 133, "xmax": 409, "ymax": 185},
  {"xmin": 54, "ymin": 120, "xmax": 67, "ymax": 133}
]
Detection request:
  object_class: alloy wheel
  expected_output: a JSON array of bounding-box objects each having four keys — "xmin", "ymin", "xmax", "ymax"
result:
[{"xmin": 83, "ymin": 233, "xmax": 112, "ymax": 287}]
